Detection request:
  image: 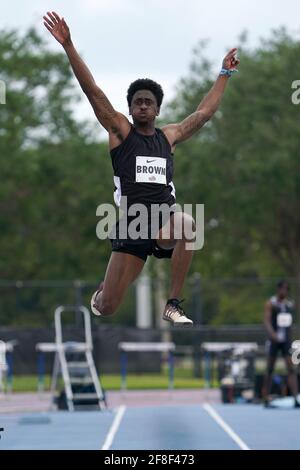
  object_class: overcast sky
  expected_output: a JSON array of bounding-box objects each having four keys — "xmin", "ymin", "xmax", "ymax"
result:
[{"xmin": 2, "ymin": 0, "xmax": 300, "ymax": 127}]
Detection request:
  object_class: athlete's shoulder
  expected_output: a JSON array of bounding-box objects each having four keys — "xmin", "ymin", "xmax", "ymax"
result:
[
  {"xmin": 110, "ymin": 124, "xmax": 135, "ymax": 153},
  {"xmin": 157, "ymin": 127, "xmax": 174, "ymax": 152},
  {"xmin": 286, "ymin": 298, "xmax": 295, "ymax": 308}
]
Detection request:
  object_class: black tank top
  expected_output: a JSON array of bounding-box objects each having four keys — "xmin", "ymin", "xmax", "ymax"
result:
[
  {"xmin": 110, "ymin": 126, "xmax": 176, "ymax": 210},
  {"xmin": 270, "ymin": 296, "xmax": 294, "ymax": 342}
]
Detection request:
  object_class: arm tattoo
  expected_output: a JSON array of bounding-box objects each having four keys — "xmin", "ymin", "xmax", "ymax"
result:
[
  {"xmin": 65, "ymin": 44, "xmax": 118, "ymax": 129},
  {"xmin": 89, "ymin": 90, "xmax": 117, "ymax": 122},
  {"xmin": 176, "ymin": 112, "xmax": 209, "ymax": 143}
]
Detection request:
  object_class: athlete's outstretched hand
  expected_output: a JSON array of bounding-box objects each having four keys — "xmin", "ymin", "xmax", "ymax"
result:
[
  {"xmin": 43, "ymin": 11, "xmax": 71, "ymax": 46},
  {"xmin": 222, "ymin": 48, "xmax": 240, "ymax": 72}
]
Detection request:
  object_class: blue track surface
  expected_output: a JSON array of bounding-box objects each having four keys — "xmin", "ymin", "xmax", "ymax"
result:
[{"xmin": 1, "ymin": 403, "xmax": 300, "ymax": 450}]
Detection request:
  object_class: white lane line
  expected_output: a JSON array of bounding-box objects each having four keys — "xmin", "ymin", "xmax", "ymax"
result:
[
  {"xmin": 101, "ymin": 405, "xmax": 126, "ymax": 450},
  {"xmin": 203, "ymin": 403, "xmax": 250, "ymax": 450}
]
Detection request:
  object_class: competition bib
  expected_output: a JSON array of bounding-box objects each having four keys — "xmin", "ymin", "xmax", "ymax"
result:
[
  {"xmin": 277, "ymin": 313, "xmax": 292, "ymax": 328},
  {"xmin": 135, "ymin": 156, "xmax": 167, "ymax": 184}
]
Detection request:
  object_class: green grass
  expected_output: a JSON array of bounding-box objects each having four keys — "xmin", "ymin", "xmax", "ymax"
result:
[
  {"xmin": 10, "ymin": 361, "xmax": 278, "ymax": 393},
  {"xmin": 10, "ymin": 369, "xmax": 219, "ymax": 392}
]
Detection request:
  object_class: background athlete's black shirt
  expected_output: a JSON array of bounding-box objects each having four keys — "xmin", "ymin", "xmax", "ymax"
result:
[{"xmin": 269, "ymin": 295, "xmax": 294, "ymax": 343}]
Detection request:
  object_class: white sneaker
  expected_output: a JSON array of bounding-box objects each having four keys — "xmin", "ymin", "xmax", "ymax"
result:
[
  {"xmin": 162, "ymin": 299, "xmax": 193, "ymax": 326},
  {"xmin": 90, "ymin": 282, "xmax": 104, "ymax": 316}
]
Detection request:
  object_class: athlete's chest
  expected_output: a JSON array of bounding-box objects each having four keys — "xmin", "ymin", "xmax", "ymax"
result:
[
  {"xmin": 120, "ymin": 140, "xmax": 173, "ymax": 183},
  {"xmin": 135, "ymin": 156, "xmax": 167, "ymax": 184}
]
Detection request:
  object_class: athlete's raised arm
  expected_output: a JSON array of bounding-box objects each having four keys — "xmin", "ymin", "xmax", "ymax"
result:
[
  {"xmin": 43, "ymin": 11, "xmax": 130, "ymax": 144},
  {"xmin": 162, "ymin": 48, "xmax": 240, "ymax": 149}
]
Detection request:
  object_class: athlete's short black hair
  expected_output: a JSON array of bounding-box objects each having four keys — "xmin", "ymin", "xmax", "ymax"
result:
[
  {"xmin": 277, "ymin": 280, "xmax": 289, "ymax": 290},
  {"xmin": 127, "ymin": 78, "xmax": 164, "ymax": 107}
]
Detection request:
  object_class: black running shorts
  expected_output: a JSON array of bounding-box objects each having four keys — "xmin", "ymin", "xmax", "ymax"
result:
[
  {"xmin": 266, "ymin": 340, "xmax": 292, "ymax": 358},
  {"xmin": 110, "ymin": 237, "xmax": 174, "ymax": 262},
  {"xmin": 109, "ymin": 211, "xmax": 175, "ymax": 262}
]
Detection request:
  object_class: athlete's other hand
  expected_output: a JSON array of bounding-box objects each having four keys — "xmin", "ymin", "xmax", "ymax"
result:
[
  {"xmin": 43, "ymin": 12, "xmax": 71, "ymax": 46},
  {"xmin": 222, "ymin": 48, "xmax": 240, "ymax": 72}
]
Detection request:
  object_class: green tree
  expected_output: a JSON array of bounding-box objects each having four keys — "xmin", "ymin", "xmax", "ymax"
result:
[
  {"xmin": 0, "ymin": 28, "xmax": 116, "ymax": 324},
  {"xmin": 163, "ymin": 29, "xmax": 300, "ymax": 323}
]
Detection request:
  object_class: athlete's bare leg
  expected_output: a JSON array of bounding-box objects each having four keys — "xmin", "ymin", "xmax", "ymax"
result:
[
  {"xmin": 94, "ymin": 252, "xmax": 145, "ymax": 316},
  {"xmin": 284, "ymin": 355, "xmax": 299, "ymax": 400},
  {"xmin": 262, "ymin": 355, "xmax": 276, "ymax": 402},
  {"xmin": 154, "ymin": 212, "xmax": 195, "ymax": 325},
  {"xmin": 156, "ymin": 212, "xmax": 195, "ymax": 299}
]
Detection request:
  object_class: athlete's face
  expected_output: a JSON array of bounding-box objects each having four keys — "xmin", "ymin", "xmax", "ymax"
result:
[
  {"xmin": 278, "ymin": 284, "xmax": 289, "ymax": 299},
  {"xmin": 129, "ymin": 90, "xmax": 160, "ymax": 124}
]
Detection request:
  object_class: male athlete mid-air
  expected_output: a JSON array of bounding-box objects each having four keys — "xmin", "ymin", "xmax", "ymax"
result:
[{"xmin": 44, "ymin": 11, "xmax": 239, "ymax": 326}]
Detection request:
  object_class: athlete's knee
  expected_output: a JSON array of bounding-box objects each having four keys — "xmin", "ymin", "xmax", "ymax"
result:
[
  {"xmin": 284, "ymin": 356, "xmax": 295, "ymax": 374},
  {"xmin": 286, "ymin": 362, "xmax": 295, "ymax": 375},
  {"xmin": 183, "ymin": 213, "xmax": 196, "ymax": 232},
  {"xmin": 99, "ymin": 297, "xmax": 118, "ymax": 316},
  {"xmin": 175, "ymin": 212, "xmax": 196, "ymax": 228},
  {"xmin": 173, "ymin": 212, "xmax": 196, "ymax": 240}
]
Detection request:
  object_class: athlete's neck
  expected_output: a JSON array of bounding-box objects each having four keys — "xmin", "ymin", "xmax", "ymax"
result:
[
  {"xmin": 133, "ymin": 121, "xmax": 156, "ymax": 136},
  {"xmin": 277, "ymin": 294, "xmax": 287, "ymax": 302}
]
